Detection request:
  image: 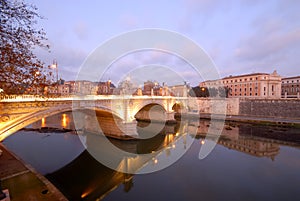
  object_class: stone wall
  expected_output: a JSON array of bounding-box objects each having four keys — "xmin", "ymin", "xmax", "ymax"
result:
[
  {"xmin": 239, "ymin": 98, "xmax": 300, "ymax": 118},
  {"xmin": 196, "ymin": 98, "xmax": 239, "ymax": 115},
  {"xmin": 196, "ymin": 98, "xmax": 300, "ymax": 119}
]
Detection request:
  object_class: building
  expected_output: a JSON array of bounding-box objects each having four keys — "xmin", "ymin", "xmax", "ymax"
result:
[
  {"xmin": 281, "ymin": 76, "xmax": 300, "ymax": 98},
  {"xmin": 200, "ymin": 70, "xmax": 281, "ymax": 98},
  {"xmin": 142, "ymin": 81, "xmax": 163, "ymax": 96},
  {"xmin": 97, "ymin": 80, "xmax": 115, "ymax": 95},
  {"xmin": 169, "ymin": 83, "xmax": 190, "ymax": 97}
]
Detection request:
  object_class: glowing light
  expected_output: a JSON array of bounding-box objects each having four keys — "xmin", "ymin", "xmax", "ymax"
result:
[
  {"xmin": 201, "ymin": 140, "xmax": 205, "ymax": 145},
  {"xmin": 154, "ymin": 159, "xmax": 158, "ymax": 164},
  {"xmin": 41, "ymin": 118, "xmax": 46, "ymax": 127},
  {"xmin": 62, "ymin": 113, "xmax": 68, "ymax": 128},
  {"xmin": 172, "ymin": 144, "xmax": 176, "ymax": 148}
]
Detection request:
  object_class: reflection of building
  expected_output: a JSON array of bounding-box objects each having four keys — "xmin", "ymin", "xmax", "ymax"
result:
[
  {"xmin": 281, "ymin": 76, "xmax": 300, "ymax": 98},
  {"xmin": 200, "ymin": 70, "xmax": 281, "ymax": 98},
  {"xmin": 218, "ymin": 137, "xmax": 279, "ymax": 160}
]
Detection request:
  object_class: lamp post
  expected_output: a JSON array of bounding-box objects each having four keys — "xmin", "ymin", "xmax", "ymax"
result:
[{"xmin": 51, "ymin": 60, "xmax": 58, "ymax": 95}]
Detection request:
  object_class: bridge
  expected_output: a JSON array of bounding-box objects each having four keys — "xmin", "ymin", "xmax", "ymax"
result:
[{"xmin": 0, "ymin": 95, "xmax": 191, "ymax": 141}]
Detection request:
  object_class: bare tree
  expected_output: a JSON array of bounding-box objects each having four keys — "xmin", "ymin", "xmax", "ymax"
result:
[{"xmin": 0, "ymin": 0, "xmax": 49, "ymax": 94}]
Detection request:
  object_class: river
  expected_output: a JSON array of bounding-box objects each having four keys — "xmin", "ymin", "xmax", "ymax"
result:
[{"xmin": 3, "ymin": 112, "xmax": 300, "ymax": 201}]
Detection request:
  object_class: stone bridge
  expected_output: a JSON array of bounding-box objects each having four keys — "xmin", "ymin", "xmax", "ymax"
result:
[{"xmin": 0, "ymin": 95, "xmax": 190, "ymax": 141}]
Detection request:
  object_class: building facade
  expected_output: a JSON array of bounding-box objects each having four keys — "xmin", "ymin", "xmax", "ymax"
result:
[
  {"xmin": 281, "ymin": 76, "xmax": 300, "ymax": 98},
  {"xmin": 200, "ymin": 70, "xmax": 282, "ymax": 98}
]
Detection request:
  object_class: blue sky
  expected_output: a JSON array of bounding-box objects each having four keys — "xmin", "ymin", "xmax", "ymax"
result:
[{"xmin": 30, "ymin": 0, "xmax": 300, "ymax": 86}]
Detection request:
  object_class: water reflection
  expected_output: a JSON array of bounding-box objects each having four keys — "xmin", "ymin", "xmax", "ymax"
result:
[
  {"xmin": 31, "ymin": 112, "xmax": 74, "ymax": 130},
  {"xmin": 3, "ymin": 113, "xmax": 300, "ymax": 201}
]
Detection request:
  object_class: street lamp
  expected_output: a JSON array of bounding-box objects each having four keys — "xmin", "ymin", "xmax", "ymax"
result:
[{"xmin": 50, "ymin": 60, "xmax": 58, "ymax": 95}]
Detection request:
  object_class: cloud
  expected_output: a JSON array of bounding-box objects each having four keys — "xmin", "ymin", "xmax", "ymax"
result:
[
  {"xmin": 73, "ymin": 21, "xmax": 89, "ymax": 41},
  {"xmin": 235, "ymin": 26, "xmax": 300, "ymax": 61},
  {"xmin": 225, "ymin": 0, "xmax": 300, "ymax": 77},
  {"xmin": 119, "ymin": 13, "xmax": 139, "ymax": 29}
]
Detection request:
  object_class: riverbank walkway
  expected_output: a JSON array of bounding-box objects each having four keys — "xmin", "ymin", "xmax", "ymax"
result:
[{"xmin": 0, "ymin": 144, "xmax": 67, "ymax": 201}]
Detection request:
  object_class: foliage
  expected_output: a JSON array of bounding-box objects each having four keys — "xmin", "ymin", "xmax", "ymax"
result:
[{"xmin": 0, "ymin": 0, "xmax": 49, "ymax": 94}]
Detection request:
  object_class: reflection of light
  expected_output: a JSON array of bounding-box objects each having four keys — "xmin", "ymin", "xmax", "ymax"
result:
[
  {"xmin": 81, "ymin": 191, "xmax": 89, "ymax": 199},
  {"xmin": 41, "ymin": 118, "xmax": 46, "ymax": 127},
  {"xmin": 172, "ymin": 144, "xmax": 176, "ymax": 148},
  {"xmin": 62, "ymin": 113, "xmax": 68, "ymax": 128},
  {"xmin": 152, "ymin": 157, "xmax": 158, "ymax": 164},
  {"xmin": 201, "ymin": 140, "xmax": 205, "ymax": 145}
]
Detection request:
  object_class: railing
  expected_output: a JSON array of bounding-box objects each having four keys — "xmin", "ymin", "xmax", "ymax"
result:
[{"xmin": 0, "ymin": 94, "xmax": 185, "ymax": 102}]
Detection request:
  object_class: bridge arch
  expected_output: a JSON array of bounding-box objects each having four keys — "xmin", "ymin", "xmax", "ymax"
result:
[
  {"xmin": 134, "ymin": 103, "xmax": 166, "ymax": 122},
  {"xmin": 0, "ymin": 104, "xmax": 124, "ymax": 141}
]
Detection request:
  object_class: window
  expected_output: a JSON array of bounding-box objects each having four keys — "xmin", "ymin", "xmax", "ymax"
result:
[
  {"xmin": 272, "ymin": 85, "xmax": 274, "ymax": 91},
  {"xmin": 255, "ymin": 77, "xmax": 258, "ymax": 80},
  {"xmin": 240, "ymin": 79, "xmax": 242, "ymax": 81},
  {"xmin": 250, "ymin": 78, "xmax": 253, "ymax": 81},
  {"xmin": 250, "ymin": 88, "xmax": 252, "ymax": 91},
  {"xmin": 264, "ymin": 87, "xmax": 266, "ymax": 91},
  {"xmin": 250, "ymin": 93, "xmax": 252, "ymax": 96},
  {"xmin": 255, "ymin": 93, "xmax": 257, "ymax": 96}
]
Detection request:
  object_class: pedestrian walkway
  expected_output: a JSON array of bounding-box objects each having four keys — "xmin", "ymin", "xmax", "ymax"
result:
[{"xmin": 0, "ymin": 144, "xmax": 67, "ymax": 201}]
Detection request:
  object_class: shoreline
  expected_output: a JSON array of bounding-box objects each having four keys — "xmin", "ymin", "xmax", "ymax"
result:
[
  {"xmin": 0, "ymin": 143, "xmax": 68, "ymax": 201},
  {"xmin": 180, "ymin": 113, "xmax": 300, "ymax": 128}
]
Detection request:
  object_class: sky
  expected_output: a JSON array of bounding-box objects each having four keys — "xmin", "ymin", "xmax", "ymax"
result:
[{"xmin": 28, "ymin": 0, "xmax": 300, "ymax": 86}]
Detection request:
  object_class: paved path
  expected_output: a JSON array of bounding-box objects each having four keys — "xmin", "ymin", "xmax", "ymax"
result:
[{"xmin": 0, "ymin": 144, "xmax": 67, "ymax": 201}]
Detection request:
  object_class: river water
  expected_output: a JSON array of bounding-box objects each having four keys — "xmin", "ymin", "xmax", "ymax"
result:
[{"xmin": 3, "ymin": 112, "xmax": 300, "ymax": 201}]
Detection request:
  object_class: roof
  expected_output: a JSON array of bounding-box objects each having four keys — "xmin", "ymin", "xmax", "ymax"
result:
[
  {"xmin": 222, "ymin": 72, "xmax": 269, "ymax": 79},
  {"xmin": 282, "ymin": 76, "xmax": 300, "ymax": 80}
]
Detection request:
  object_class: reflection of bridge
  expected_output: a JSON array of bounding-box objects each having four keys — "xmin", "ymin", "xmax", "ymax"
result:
[
  {"xmin": 0, "ymin": 95, "xmax": 190, "ymax": 141},
  {"xmin": 46, "ymin": 122, "xmax": 189, "ymax": 201}
]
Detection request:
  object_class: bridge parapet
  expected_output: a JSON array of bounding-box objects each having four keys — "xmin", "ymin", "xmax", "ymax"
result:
[{"xmin": 0, "ymin": 95, "xmax": 189, "ymax": 141}]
